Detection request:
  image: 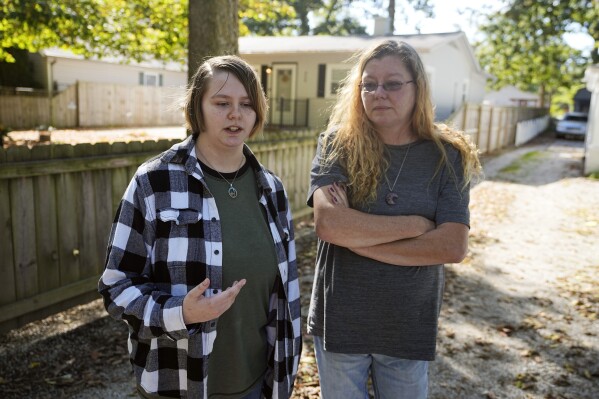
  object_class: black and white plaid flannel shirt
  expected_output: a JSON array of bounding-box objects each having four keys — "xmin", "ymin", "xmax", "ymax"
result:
[{"xmin": 99, "ymin": 136, "xmax": 301, "ymax": 398}]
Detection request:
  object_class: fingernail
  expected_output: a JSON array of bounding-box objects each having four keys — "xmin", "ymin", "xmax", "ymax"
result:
[{"xmin": 332, "ymin": 196, "xmax": 338, "ymax": 203}]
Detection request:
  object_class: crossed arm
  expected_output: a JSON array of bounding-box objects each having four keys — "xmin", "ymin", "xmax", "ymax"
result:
[{"xmin": 313, "ymin": 183, "xmax": 469, "ymax": 266}]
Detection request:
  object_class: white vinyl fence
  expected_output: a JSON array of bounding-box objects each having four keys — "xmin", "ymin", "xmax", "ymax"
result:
[{"xmin": 515, "ymin": 115, "xmax": 550, "ymax": 146}]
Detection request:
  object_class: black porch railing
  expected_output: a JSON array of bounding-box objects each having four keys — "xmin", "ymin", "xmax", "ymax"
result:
[{"xmin": 268, "ymin": 97, "xmax": 309, "ymax": 128}]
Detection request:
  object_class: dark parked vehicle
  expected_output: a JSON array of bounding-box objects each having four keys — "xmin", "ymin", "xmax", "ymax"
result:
[{"xmin": 555, "ymin": 112, "xmax": 588, "ymax": 139}]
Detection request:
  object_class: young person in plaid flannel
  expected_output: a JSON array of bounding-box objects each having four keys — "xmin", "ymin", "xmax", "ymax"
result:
[{"xmin": 100, "ymin": 55, "xmax": 301, "ymax": 399}]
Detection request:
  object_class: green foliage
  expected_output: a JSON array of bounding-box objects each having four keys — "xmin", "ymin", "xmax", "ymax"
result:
[
  {"xmin": 239, "ymin": 0, "xmax": 297, "ymax": 35},
  {"xmin": 475, "ymin": 0, "xmax": 597, "ymax": 109},
  {"xmin": 0, "ymin": 48, "xmax": 43, "ymax": 87},
  {"xmin": 499, "ymin": 150, "xmax": 545, "ymax": 174},
  {"xmin": 0, "ymin": 0, "xmax": 364, "ymax": 64},
  {"xmin": 0, "ymin": 0, "xmax": 188, "ymax": 64},
  {"xmin": 550, "ymin": 83, "xmax": 586, "ymax": 116},
  {"xmin": 1, "ymin": 0, "xmax": 435, "ymax": 65},
  {"xmin": 288, "ymin": 0, "xmax": 325, "ymax": 35},
  {"xmin": 310, "ymin": 0, "xmax": 366, "ymax": 35},
  {"xmin": 258, "ymin": 0, "xmax": 372, "ymax": 36}
]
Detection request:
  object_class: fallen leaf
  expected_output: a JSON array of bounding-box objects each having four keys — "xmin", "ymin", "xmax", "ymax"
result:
[{"xmin": 44, "ymin": 374, "xmax": 75, "ymax": 386}]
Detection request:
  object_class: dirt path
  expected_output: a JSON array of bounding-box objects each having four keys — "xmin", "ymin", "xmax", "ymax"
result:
[
  {"xmin": 0, "ymin": 133, "xmax": 597, "ymax": 398},
  {"xmin": 429, "ymin": 134, "xmax": 599, "ymax": 398}
]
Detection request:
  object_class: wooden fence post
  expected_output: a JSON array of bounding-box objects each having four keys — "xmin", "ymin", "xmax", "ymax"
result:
[
  {"xmin": 75, "ymin": 81, "xmax": 80, "ymax": 128},
  {"xmin": 486, "ymin": 107, "xmax": 494, "ymax": 153},
  {"xmin": 476, "ymin": 105, "xmax": 484, "ymax": 151},
  {"xmin": 496, "ymin": 109, "xmax": 504, "ymax": 151}
]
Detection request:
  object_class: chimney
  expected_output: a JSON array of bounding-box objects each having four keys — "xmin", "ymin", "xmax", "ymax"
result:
[{"xmin": 373, "ymin": 16, "xmax": 391, "ymax": 36}]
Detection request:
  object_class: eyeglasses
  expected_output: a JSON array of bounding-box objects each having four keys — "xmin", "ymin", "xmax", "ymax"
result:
[{"xmin": 359, "ymin": 80, "xmax": 414, "ymax": 93}]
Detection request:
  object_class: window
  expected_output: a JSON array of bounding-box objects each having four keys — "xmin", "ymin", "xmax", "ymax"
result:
[
  {"xmin": 564, "ymin": 114, "xmax": 588, "ymax": 122},
  {"xmin": 139, "ymin": 72, "xmax": 162, "ymax": 87},
  {"xmin": 325, "ymin": 64, "xmax": 352, "ymax": 98},
  {"xmin": 144, "ymin": 73, "xmax": 158, "ymax": 86}
]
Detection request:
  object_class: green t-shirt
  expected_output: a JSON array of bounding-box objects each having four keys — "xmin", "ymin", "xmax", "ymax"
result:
[{"xmin": 202, "ymin": 161, "xmax": 279, "ymax": 399}]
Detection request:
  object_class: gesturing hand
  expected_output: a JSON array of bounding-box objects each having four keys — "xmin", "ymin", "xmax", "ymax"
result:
[{"xmin": 182, "ymin": 278, "xmax": 246, "ymax": 324}]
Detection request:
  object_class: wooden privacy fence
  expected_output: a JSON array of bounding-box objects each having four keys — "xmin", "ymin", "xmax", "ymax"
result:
[
  {"xmin": 0, "ymin": 81, "xmax": 185, "ymax": 129},
  {"xmin": 446, "ymin": 103, "xmax": 548, "ymax": 154},
  {"xmin": 0, "ymin": 131, "xmax": 317, "ymax": 333},
  {"xmin": 0, "ymin": 103, "xmax": 549, "ymax": 332}
]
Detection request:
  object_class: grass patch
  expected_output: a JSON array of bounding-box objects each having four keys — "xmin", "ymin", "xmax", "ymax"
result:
[
  {"xmin": 499, "ymin": 151, "xmax": 544, "ymax": 174},
  {"xmin": 520, "ymin": 150, "xmax": 543, "ymax": 161},
  {"xmin": 500, "ymin": 163, "xmax": 522, "ymax": 173}
]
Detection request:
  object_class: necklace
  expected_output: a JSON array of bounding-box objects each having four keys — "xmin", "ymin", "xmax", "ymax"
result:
[
  {"xmin": 384, "ymin": 143, "xmax": 411, "ymax": 205},
  {"xmin": 198, "ymin": 148, "xmax": 245, "ymax": 199}
]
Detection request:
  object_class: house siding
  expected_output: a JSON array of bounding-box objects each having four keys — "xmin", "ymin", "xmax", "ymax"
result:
[
  {"xmin": 484, "ymin": 85, "xmax": 539, "ymax": 107},
  {"xmin": 423, "ymin": 43, "xmax": 471, "ymax": 121},
  {"xmin": 23, "ymin": 32, "xmax": 488, "ymax": 129},
  {"xmin": 243, "ymin": 53, "xmax": 352, "ymax": 129},
  {"xmin": 29, "ymin": 53, "xmax": 187, "ymax": 92},
  {"xmin": 469, "ymin": 74, "xmax": 487, "ymax": 104},
  {"xmin": 241, "ymin": 33, "xmax": 487, "ymax": 125},
  {"xmin": 584, "ymin": 64, "xmax": 599, "ymax": 174}
]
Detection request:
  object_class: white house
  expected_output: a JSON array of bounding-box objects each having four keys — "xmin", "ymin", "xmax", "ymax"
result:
[
  {"xmin": 239, "ymin": 31, "xmax": 489, "ymax": 128},
  {"xmin": 583, "ymin": 64, "xmax": 599, "ymax": 175},
  {"xmin": 28, "ymin": 48, "xmax": 187, "ymax": 93},
  {"xmin": 25, "ymin": 31, "xmax": 487, "ymax": 129},
  {"xmin": 483, "ymin": 85, "xmax": 539, "ymax": 107}
]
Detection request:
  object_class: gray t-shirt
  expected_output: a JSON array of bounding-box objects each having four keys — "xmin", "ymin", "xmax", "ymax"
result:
[{"xmin": 306, "ymin": 135, "xmax": 470, "ymax": 361}]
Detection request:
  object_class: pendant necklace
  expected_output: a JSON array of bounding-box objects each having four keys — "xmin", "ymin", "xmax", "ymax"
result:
[
  {"xmin": 198, "ymin": 149, "xmax": 245, "ymax": 199},
  {"xmin": 384, "ymin": 143, "xmax": 411, "ymax": 206}
]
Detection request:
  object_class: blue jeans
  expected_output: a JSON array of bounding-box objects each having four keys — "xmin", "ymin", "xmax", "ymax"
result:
[
  {"xmin": 313, "ymin": 336, "xmax": 429, "ymax": 399},
  {"xmin": 138, "ymin": 379, "xmax": 263, "ymax": 399},
  {"xmin": 241, "ymin": 381, "xmax": 263, "ymax": 399}
]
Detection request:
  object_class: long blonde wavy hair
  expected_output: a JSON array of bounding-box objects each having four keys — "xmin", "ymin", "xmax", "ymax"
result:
[{"xmin": 322, "ymin": 40, "xmax": 482, "ymax": 206}]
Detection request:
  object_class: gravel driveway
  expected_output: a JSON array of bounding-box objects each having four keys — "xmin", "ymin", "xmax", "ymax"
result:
[{"xmin": 0, "ymin": 132, "xmax": 597, "ymax": 398}]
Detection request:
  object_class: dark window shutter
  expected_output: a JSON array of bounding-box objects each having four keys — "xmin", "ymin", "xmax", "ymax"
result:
[
  {"xmin": 317, "ymin": 64, "xmax": 326, "ymax": 98},
  {"xmin": 159, "ymin": 74, "xmax": 163, "ymax": 87},
  {"xmin": 139, "ymin": 72, "xmax": 144, "ymax": 85},
  {"xmin": 260, "ymin": 65, "xmax": 269, "ymax": 94}
]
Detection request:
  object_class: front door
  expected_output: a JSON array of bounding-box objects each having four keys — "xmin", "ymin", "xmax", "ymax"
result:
[{"xmin": 271, "ymin": 64, "xmax": 297, "ymax": 126}]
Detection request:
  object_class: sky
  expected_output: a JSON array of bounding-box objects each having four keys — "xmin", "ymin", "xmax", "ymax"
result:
[{"xmin": 352, "ymin": 0, "xmax": 595, "ymax": 54}]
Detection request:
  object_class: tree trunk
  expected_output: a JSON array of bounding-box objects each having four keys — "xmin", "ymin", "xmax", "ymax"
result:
[
  {"xmin": 388, "ymin": 0, "xmax": 395, "ymax": 34},
  {"xmin": 293, "ymin": 1, "xmax": 310, "ymax": 35},
  {"xmin": 188, "ymin": 0, "xmax": 239, "ymax": 83},
  {"xmin": 539, "ymin": 84, "xmax": 546, "ymax": 109}
]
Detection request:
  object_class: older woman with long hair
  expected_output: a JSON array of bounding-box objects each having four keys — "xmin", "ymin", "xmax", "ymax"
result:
[{"xmin": 307, "ymin": 40, "xmax": 481, "ymax": 398}]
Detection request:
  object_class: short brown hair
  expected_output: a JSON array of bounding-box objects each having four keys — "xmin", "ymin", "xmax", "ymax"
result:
[{"xmin": 184, "ymin": 55, "xmax": 268, "ymax": 138}]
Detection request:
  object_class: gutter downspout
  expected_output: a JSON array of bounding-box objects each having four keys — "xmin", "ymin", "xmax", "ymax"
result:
[{"xmin": 47, "ymin": 58, "xmax": 56, "ymax": 127}]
